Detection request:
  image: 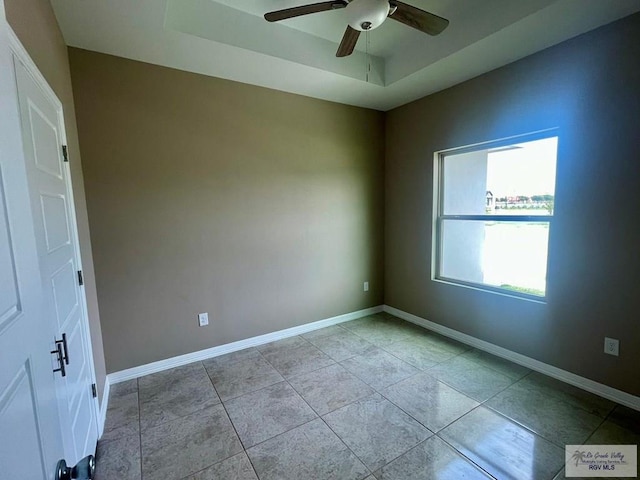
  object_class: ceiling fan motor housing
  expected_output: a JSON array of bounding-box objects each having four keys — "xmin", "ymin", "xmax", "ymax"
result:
[{"xmin": 347, "ymin": 0, "xmax": 390, "ymax": 31}]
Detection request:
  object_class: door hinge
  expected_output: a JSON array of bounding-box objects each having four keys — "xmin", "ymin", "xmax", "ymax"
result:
[
  {"xmin": 77, "ymin": 270, "xmax": 84, "ymax": 286},
  {"xmin": 91, "ymin": 383, "xmax": 97, "ymax": 398},
  {"xmin": 62, "ymin": 145, "xmax": 69, "ymax": 162}
]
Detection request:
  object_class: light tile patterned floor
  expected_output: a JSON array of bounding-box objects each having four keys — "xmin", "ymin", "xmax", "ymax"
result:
[{"xmin": 96, "ymin": 313, "xmax": 640, "ymax": 480}]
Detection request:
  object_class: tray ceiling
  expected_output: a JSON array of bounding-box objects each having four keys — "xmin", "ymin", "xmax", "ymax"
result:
[{"xmin": 51, "ymin": 0, "xmax": 640, "ymax": 111}]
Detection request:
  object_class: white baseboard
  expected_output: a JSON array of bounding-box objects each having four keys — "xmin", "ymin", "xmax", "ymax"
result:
[
  {"xmin": 108, "ymin": 305, "xmax": 383, "ymax": 385},
  {"xmin": 384, "ymin": 304, "xmax": 640, "ymax": 411},
  {"xmin": 97, "ymin": 376, "xmax": 110, "ymax": 438}
]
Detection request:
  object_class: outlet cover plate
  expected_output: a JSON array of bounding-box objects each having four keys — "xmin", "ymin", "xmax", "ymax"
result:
[
  {"xmin": 364, "ymin": 281, "xmax": 369, "ymax": 292},
  {"xmin": 198, "ymin": 312, "xmax": 209, "ymax": 327},
  {"xmin": 604, "ymin": 337, "xmax": 619, "ymax": 356}
]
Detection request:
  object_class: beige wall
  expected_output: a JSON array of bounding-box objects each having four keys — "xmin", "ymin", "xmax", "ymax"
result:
[
  {"xmin": 385, "ymin": 13, "xmax": 640, "ymax": 396},
  {"xmin": 5, "ymin": 0, "xmax": 107, "ymax": 403},
  {"xmin": 68, "ymin": 49, "xmax": 385, "ymax": 373}
]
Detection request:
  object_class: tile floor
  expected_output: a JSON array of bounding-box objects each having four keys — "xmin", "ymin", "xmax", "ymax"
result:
[{"xmin": 96, "ymin": 312, "xmax": 640, "ymax": 480}]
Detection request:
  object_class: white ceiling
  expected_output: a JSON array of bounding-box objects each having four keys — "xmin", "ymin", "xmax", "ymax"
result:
[{"xmin": 51, "ymin": 0, "xmax": 640, "ymax": 111}]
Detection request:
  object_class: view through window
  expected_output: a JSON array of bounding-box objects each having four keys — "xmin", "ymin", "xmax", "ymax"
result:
[{"xmin": 434, "ymin": 133, "xmax": 558, "ymax": 299}]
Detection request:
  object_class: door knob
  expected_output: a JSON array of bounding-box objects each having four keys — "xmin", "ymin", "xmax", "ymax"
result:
[
  {"xmin": 55, "ymin": 455, "xmax": 95, "ymax": 480},
  {"xmin": 51, "ymin": 342, "xmax": 66, "ymax": 377},
  {"xmin": 55, "ymin": 333, "xmax": 69, "ymax": 365}
]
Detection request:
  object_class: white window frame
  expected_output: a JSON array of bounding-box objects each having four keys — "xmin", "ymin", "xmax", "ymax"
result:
[{"xmin": 432, "ymin": 129, "xmax": 558, "ymax": 302}]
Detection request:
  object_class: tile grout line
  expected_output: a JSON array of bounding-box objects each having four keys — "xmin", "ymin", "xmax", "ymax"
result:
[
  {"xmin": 457, "ymin": 348, "xmax": 533, "ymax": 379},
  {"xmin": 291, "ymin": 328, "xmax": 437, "ymax": 476},
  {"xmin": 316, "ymin": 414, "xmax": 374, "ymax": 477},
  {"xmin": 166, "ymin": 360, "xmax": 256, "ymax": 480},
  {"xmin": 519, "ymin": 372, "xmax": 618, "ymax": 417},
  {"xmin": 255, "ymin": 335, "xmax": 344, "ymax": 380},
  {"xmin": 136, "ymin": 363, "xmax": 222, "ymax": 432},
  {"xmin": 434, "ymin": 427, "xmax": 499, "ymax": 480},
  {"xmin": 238, "ymin": 416, "xmax": 319, "ymax": 452},
  {"xmin": 374, "ymin": 378, "xmax": 478, "ymax": 435},
  {"xmin": 470, "ymin": 400, "xmax": 570, "ymax": 452},
  {"xmin": 208, "ymin": 347, "xmax": 325, "ymax": 467},
  {"xmin": 239, "ymin": 340, "xmax": 376, "ymax": 475},
  {"xmin": 325, "ymin": 329, "xmax": 424, "ymax": 391},
  {"xmin": 138, "ymin": 361, "xmax": 242, "ymax": 479},
  {"xmin": 479, "ymin": 370, "xmax": 615, "ymax": 451},
  {"xmin": 424, "ymin": 361, "xmax": 524, "ymax": 406},
  {"xmin": 203, "ymin": 349, "xmax": 286, "ymax": 403},
  {"xmin": 211, "ymin": 349, "xmax": 338, "ymax": 404},
  {"xmin": 341, "ymin": 318, "xmax": 492, "ymax": 391},
  {"xmin": 207, "ymin": 369, "xmax": 262, "ymax": 480},
  {"xmin": 434, "ymin": 403, "xmax": 542, "ymax": 479},
  {"xmin": 305, "ymin": 333, "xmax": 377, "ymax": 364}
]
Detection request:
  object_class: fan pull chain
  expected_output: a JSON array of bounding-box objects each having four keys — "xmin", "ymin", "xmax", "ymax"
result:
[{"xmin": 365, "ymin": 29, "xmax": 371, "ymax": 83}]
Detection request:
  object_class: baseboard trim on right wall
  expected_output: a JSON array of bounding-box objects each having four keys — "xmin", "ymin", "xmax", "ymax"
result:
[{"xmin": 384, "ymin": 305, "xmax": 640, "ymax": 411}]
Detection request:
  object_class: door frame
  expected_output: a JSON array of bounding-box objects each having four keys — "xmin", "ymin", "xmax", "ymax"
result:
[{"xmin": 6, "ymin": 22, "xmax": 101, "ymax": 441}]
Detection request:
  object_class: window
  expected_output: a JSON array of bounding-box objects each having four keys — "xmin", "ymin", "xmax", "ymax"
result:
[{"xmin": 433, "ymin": 132, "xmax": 558, "ymax": 300}]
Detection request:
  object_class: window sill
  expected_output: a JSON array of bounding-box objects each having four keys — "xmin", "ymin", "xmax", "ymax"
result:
[{"xmin": 432, "ymin": 277, "xmax": 548, "ymax": 304}]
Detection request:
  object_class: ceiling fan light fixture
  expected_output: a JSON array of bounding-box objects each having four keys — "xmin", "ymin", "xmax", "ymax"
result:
[
  {"xmin": 263, "ymin": 0, "xmax": 449, "ymax": 58},
  {"xmin": 346, "ymin": 0, "xmax": 390, "ymax": 32}
]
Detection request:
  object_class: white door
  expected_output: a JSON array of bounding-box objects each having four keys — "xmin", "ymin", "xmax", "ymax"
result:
[
  {"xmin": 0, "ymin": 4, "xmax": 65, "ymax": 479},
  {"xmin": 13, "ymin": 54, "xmax": 99, "ymax": 465}
]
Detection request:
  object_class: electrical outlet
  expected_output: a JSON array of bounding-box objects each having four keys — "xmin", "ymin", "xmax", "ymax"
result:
[
  {"xmin": 604, "ymin": 337, "xmax": 619, "ymax": 356},
  {"xmin": 198, "ymin": 312, "xmax": 209, "ymax": 327},
  {"xmin": 363, "ymin": 281, "xmax": 369, "ymax": 292}
]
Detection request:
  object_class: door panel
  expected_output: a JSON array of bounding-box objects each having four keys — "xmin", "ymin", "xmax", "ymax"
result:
[
  {"xmin": 14, "ymin": 53, "xmax": 98, "ymax": 465},
  {"xmin": 29, "ymin": 103, "xmax": 63, "ymax": 179},
  {"xmin": 40, "ymin": 193, "xmax": 71, "ymax": 253},
  {"xmin": 0, "ymin": 362, "xmax": 49, "ymax": 479},
  {"xmin": 0, "ymin": 183, "xmax": 20, "ymax": 332},
  {"xmin": 51, "ymin": 260, "xmax": 79, "ymax": 329}
]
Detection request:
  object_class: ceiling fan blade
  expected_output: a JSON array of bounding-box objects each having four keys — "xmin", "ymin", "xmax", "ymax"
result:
[
  {"xmin": 336, "ymin": 25, "xmax": 360, "ymax": 57},
  {"xmin": 265, "ymin": 1, "xmax": 347, "ymax": 22},
  {"xmin": 389, "ymin": 1, "xmax": 449, "ymax": 36}
]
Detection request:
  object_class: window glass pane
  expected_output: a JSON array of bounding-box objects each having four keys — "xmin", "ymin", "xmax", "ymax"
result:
[
  {"xmin": 442, "ymin": 137, "xmax": 557, "ymax": 216},
  {"xmin": 439, "ymin": 219, "xmax": 549, "ymax": 296}
]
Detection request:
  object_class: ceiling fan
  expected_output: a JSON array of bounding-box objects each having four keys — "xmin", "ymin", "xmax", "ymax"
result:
[{"xmin": 264, "ymin": 0, "xmax": 449, "ymax": 57}]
